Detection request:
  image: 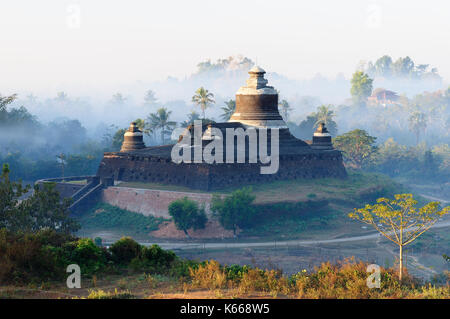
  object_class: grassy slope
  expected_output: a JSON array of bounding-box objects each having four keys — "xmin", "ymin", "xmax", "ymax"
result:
[
  {"xmin": 76, "ymin": 203, "xmax": 168, "ymax": 239},
  {"xmin": 112, "ymin": 172, "xmax": 413, "ymax": 240}
]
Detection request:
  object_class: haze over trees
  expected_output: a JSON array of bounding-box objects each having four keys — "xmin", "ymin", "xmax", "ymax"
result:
[
  {"xmin": 408, "ymin": 112, "xmax": 428, "ymax": 145},
  {"xmin": 0, "ymin": 54, "xmax": 448, "ymax": 185},
  {"xmin": 278, "ymin": 99, "xmax": 292, "ymax": 121},
  {"xmin": 146, "ymin": 107, "xmax": 177, "ymax": 144}
]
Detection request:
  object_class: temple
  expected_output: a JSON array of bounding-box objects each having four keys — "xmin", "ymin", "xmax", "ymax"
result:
[{"xmin": 97, "ymin": 66, "xmax": 346, "ymax": 190}]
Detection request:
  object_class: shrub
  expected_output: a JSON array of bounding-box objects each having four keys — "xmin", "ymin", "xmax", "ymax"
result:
[
  {"xmin": 141, "ymin": 244, "xmax": 176, "ymax": 269},
  {"xmin": 0, "ymin": 229, "xmax": 69, "ymax": 283},
  {"xmin": 85, "ymin": 288, "xmax": 135, "ymax": 299},
  {"xmin": 189, "ymin": 260, "xmax": 227, "ymax": 290},
  {"xmin": 109, "ymin": 237, "xmax": 142, "ymax": 264},
  {"xmin": 289, "ymin": 258, "xmax": 417, "ymax": 299},
  {"xmin": 225, "ymin": 264, "xmax": 249, "ymax": 281},
  {"xmin": 51, "ymin": 238, "xmax": 109, "ymax": 275},
  {"xmin": 130, "ymin": 244, "xmax": 177, "ymax": 274},
  {"xmin": 238, "ymin": 268, "xmax": 287, "ymax": 294}
]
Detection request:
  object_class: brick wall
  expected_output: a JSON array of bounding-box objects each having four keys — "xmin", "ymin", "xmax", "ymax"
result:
[{"xmin": 101, "ymin": 187, "xmax": 214, "ymax": 218}]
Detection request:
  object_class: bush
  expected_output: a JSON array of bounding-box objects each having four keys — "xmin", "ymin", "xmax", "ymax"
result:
[
  {"xmin": 50, "ymin": 238, "xmax": 109, "ymax": 275},
  {"xmin": 109, "ymin": 237, "xmax": 141, "ymax": 264},
  {"xmin": 0, "ymin": 229, "xmax": 70, "ymax": 283},
  {"xmin": 189, "ymin": 260, "xmax": 227, "ymax": 290},
  {"xmin": 85, "ymin": 288, "xmax": 135, "ymax": 299},
  {"xmin": 130, "ymin": 244, "xmax": 177, "ymax": 274},
  {"xmin": 225, "ymin": 264, "xmax": 249, "ymax": 281},
  {"xmin": 141, "ymin": 244, "xmax": 176, "ymax": 269}
]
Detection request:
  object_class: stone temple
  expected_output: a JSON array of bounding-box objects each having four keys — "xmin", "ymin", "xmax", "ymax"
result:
[{"xmin": 97, "ymin": 66, "xmax": 346, "ymax": 190}]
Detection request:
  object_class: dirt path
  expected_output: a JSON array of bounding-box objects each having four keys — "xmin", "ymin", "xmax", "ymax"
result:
[{"xmin": 128, "ymin": 219, "xmax": 450, "ymax": 250}]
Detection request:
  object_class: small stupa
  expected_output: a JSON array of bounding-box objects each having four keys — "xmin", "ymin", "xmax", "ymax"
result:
[
  {"xmin": 120, "ymin": 122, "xmax": 145, "ymax": 152},
  {"xmin": 311, "ymin": 122, "xmax": 333, "ymax": 150}
]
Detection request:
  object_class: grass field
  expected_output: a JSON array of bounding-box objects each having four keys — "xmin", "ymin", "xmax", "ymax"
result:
[{"xmin": 118, "ymin": 171, "xmax": 409, "ymax": 204}]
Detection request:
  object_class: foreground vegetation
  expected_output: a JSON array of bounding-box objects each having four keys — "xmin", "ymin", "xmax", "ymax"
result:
[{"xmin": 0, "ymin": 231, "xmax": 448, "ymax": 299}]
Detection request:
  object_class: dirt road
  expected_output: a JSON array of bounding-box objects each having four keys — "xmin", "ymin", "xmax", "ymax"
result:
[{"xmin": 134, "ymin": 219, "xmax": 450, "ymax": 251}]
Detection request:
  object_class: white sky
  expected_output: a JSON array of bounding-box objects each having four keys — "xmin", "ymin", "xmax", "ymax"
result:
[{"xmin": 0, "ymin": 0, "xmax": 449, "ymax": 95}]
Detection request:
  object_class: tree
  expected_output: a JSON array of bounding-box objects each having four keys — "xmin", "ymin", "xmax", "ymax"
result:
[
  {"xmin": 373, "ymin": 55, "xmax": 393, "ymax": 77},
  {"xmin": 134, "ymin": 118, "xmax": 152, "ymax": 137},
  {"xmin": 0, "ymin": 94, "xmax": 17, "ymax": 123},
  {"xmin": 192, "ymin": 87, "xmax": 215, "ymax": 119},
  {"xmin": 143, "ymin": 89, "xmax": 158, "ymax": 107},
  {"xmin": 278, "ymin": 99, "xmax": 292, "ymax": 121},
  {"xmin": 0, "ymin": 164, "xmax": 29, "ymax": 229},
  {"xmin": 168, "ymin": 197, "xmax": 207, "ymax": 238},
  {"xmin": 146, "ymin": 107, "xmax": 177, "ymax": 144},
  {"xmin": 220, "ymin": 99, "xmax": 236, "ymax": 121},
  {"xmin": 350, "ymin": 71, "xmax": 373, "ymax": 107},
  {"xmin": 111, "ymin": 93, "xmax": 126, "ymax": 105},
  {"xmin": 180, "ymin": 111, "xmax": 201, "ymax": 128},
  {"xmin": 408, "ymin": 111, "xmax": 427, "ymax": 145},
  {"xmin": 333, "ymin": 129, "xmax": 377, "ymax": 169},
  {"xmin": 392, "ymin": 56, "xmax": 414, "ymax": 78},
  {"xmin": 0, "ymin": 164, "xmax": 79, "ymax": 234},
  {"xmin": 297, "ymin": 106, "xmax": 338, "ymax": 140},
  {"xmin": 18, "ymin": 183, "xmax": 80, "ymax": 233},
  {"xmin": 211, "ymin": 187, "xmax": 256, "ymax": 237},
  {"xmin": 349, "ymin": 194, "xmax": 449, "ymax": 281},
  {"xmin": 314, "ymin": 104, "xmax": 335, "ymax": 128},
  {"xmin": 112, "ymin": 128, "xmax": 127, "ymax": 151}
]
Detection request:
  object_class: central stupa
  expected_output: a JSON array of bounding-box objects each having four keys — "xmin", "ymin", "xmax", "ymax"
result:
[
  {"xmin": 229, "ymin": 66, "xmax": 286, "ymax": 128},
  {"xmin": 97, "ymin": 67, "xmax": 346, "ymax": 190}
]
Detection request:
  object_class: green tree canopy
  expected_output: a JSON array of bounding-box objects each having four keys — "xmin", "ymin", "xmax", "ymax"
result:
[
  {"xmin": 350, "ymin": 71, "xmax": 373, "ymax": 107},
  {"xmin": 0, "ymin": 164, "xmax": 79, "ymax": 234},
  {"xmin": 146, "ymin": 107, "xmax": 177, "ymax": 144},
  {"xmin": 192, "ymin": 87, "xmax": 215, "ymax": 119},
  {"xmin": 211, "ymin": 187, "xmax": 256, "ymax": 237},
  {"xmin": 168, "ymin": 197, "xmax": 207, "ymax": 238},
  {"xmin": 333, "ymin": 129, "xmax": 377, "ymax": 169}
]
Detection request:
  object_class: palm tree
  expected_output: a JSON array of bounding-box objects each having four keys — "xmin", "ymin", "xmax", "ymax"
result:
[
  {"xmin": 314, "ymin": 105, "xmax": 335, "ymax": 127},
  {"xmin": 180, "ymin": 110, "xmax": 201, "ymax": 128},
  {"xmin": 134, "ymin": 118, "xmax": 152, "ymax": 136},
  {"xmin": 408, "ymin": 111, "xmax": 427, "ymax": 145},
  {"xmin": 278, "ymin": 99, "xmax": 292, "ymax": 121},
  {"xmin": 192, "ymin": 87, "xmax": 215, "ymax": 119},
  {"xmin": 146, "ymin": 107, "xmax": 177, "ymax": 144},
  {"xmin": 220, "ymin": 99, "xmax": 235, "ymax": 121}
]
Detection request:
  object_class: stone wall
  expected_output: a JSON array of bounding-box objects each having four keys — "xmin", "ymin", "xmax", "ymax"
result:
[
  {"xmin": 100, "ymin": 187, "xmax": 214, "ymax": 218},
  {"xmin": 97, "ymin": 151, "xmax": 347, "ymax": 191}
]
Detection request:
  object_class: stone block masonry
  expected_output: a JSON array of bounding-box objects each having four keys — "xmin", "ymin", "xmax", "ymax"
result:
[{"xmin": 101, "ymin": 186, "xmax": 214, "ymax": 218}]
